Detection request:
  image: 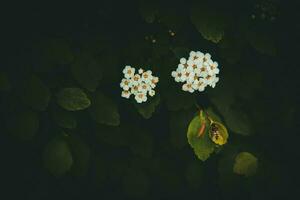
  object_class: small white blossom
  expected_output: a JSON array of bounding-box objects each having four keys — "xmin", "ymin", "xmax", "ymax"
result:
[
  {"xmin": 120, "ymin": 66, "xmax": 159, "ymax": 103},
  {"xmin": 121, "ymin": 90, "xmax": 131, "ymax": 99},
  {"xmin": 171, "ymin": 50, "xmax": 220, "ymax": 93},
  {"xmin": 135, "ymin": 92, "xmax": 147, "ymax": 103},
  {"xmin": 123, "ymin": 65, "xmax": 135, "ymax": 78},
  {"xmin": 149, "ymin": 89, "xmax": 155, "ymax": 97},
  {"xmin": 138, "ymin": 68, "xmax": 144, "ymax": 74}
]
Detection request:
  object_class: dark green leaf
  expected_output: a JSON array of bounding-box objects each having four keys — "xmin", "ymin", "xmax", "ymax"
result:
[
  {"xmin": 7, "ymin": 109, "xmax": 39, "ymax": 140},
  {"xmin": 56, "ymin": 88, "xmax": 91, "ymax": 111},
  {"xmin": 71, "ymin": 53, "xmax": 102, "ymax": 92},
  {"xmin": 0, "ymin": 72, "xmax": 11, "ymax": 91},
  {"xmin": 52, "ymin": 107, "xmax": 77, "ymax": 129},
  {"xmin": 67, "ymin": 135, "xmax": 91, "ymax": 176},
  {"xmin": 89, "ymin": 92, "xmax": 120, "ymax": 126},
  {"xmin": 135, "ymin": 94, "xmax": 160, "ymax": 119},
  {"xmin": 43, "ymin": 137, "xmax": 73, "ymax": 176},
  {"xmin": 21, "ymin": 75, "xmax": 51, "ymax": 111},
  {"xmin": 190, "ymin": 2, "xmax": 227, "ymax": 43}
]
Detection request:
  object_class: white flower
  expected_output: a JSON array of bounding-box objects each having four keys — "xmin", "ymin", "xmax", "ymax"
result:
[
  {"xmin": 121, "ymin": 66, "xmax": 158, "ymax": 103},
  {"xmin": 182, "ymin": 83, "xmax": 194, "ymax": 93},
  {"xmin": 208, "ymin": 61, "xmax": 220, "ymax": 75},
  {"xmin": 171, "ymin": 71, "xmax": 183, "ymax": 82},
  {"xmin": 141, "ymin": 71, "xmax": 152, "ymax": 83},
  {"xmin": 138, "ymin": 68, "xmax": 144, "ymax": 74},
  {"xmin": 120, "ymin": 78, "xmax": 132, "ymax": 90},
  {"xmin": 204, "ymin": 53, "xmax": 211, "ymax": 61},
  {"xmin": 193, "ymin": 78, "xmax": 207, "ymax": 91},
  {"xmin": 172, "ymin": 50, "xmax": 220, "ymax": 93},
  {"xmin": 135, "ymin": 92, "xmax": 147, "ymax": 103},
  {"xmin": 149, "ymin": 89, "xmax": 155, "ymax": 97},
  {"xmin": 210, "ymin": 76, "xmax": 219, "ymax": 88},
  {"xmin": 180, "ymin": 58, "xmax": 186, "ymax": 64},
  {"xmin": 150, "ymin": 76, "xmax": 159, "ymax": 88},
  {"xmin": 131, "ymin": 74, "xmax": 142, "ymax": 86},
  {"xmin": 123, "ymin": 65, "xmax": 135, "ymax": 78},
  {"xmin": 121, "ymin": 90, "xmax": 131, "ymax": 99},
  {"xmin": 189, "ymin": 51, "xmax": 196, "ymax": 58},
  {"xmin": 138, "ymin": 83, "xmax": 150, "ymax": 93}
]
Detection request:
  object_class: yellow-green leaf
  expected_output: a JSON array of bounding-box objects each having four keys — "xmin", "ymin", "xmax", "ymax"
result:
[
  {"xmin": 187, "ymin": 114, "xmax": 215, "ymax": 161},
  {"xmin": 233, "ymin": 152, "xmax": 258, "ymax": 177}
]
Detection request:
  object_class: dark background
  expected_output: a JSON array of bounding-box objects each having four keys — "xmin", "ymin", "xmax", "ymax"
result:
[{"xmin": 0, "ymin": 0, "xmax": 299, "ymax": 199}]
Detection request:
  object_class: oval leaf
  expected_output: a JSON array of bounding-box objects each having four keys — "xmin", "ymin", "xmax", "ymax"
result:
[
  {"xmin": 187, "ymin": 113, "xmax": 215, "ymax": 161},
  {"xmin": 56, "ymin": 88, "xmax": 91, "ymax": 111},
  {"xmin": 43, "ymin": 137, "xmax": 73, "ymax": 177},
  {"xmin": 21, "ymin": 75, "xmax": 51, "ymax": 111},
  {"xmin": 89, "ymin": 92, "xmax": 120, "ymax": 126},
  {"xmin": 233, "ymin": 152, "xmax": 258, "ymax": 177}
]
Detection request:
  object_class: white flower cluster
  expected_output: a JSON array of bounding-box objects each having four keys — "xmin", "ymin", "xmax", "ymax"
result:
[
  {"xmin": 120, "ymin": 66, "xmax": 159, "ymax": 103},
  {"xmin": 171, "ymin": 51, "xmax": 220, "ymax": 93}
]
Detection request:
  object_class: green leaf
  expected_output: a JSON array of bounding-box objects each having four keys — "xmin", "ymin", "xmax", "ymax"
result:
[
  {"xmin": 247, "ymin": 28, "xmax": 276, "ymax": 56},
  {"xmin": 0, "ymin": 72, "xmax": 11, "ymax": 91},
  {"xmin": 89, "ymin": 92, "xmax": 120, "ymax": 126},
  {"xmin": 185, "ymin": 160, "xmax": 204, "ymax": 190},
  {"xmin": 56, "ymin": 88, "xmax": 91, "ymax": 111},
  {"xmin": 43, "ymin": 137, "xmax": 73, "ymax": 176},
  {"xmin": 171, "ymin": 47, "xmax": 190, "ymax": 59},
  {"xmin": 169, "ymin": 109, "xmax": 194, "ymax": 149},
  {"xmin": 122, "ymin": 168, "xmax": 149, "ymax": 198},
  {"xmin": 129, "ymin": 131, "xmax": 153, "ymax": 158},
  {"xmin": 95, "ymin": 125, "xmax": 128, "ymax": 147},
  {"xmin": 233, "ymin": 152, "xmax": 258, "ymax": 177},
  {"xmin": 164, "ymin": 87, "xmax": 195, "ymax": 111},
  {"xmin": 38, "ymin": 39, "xmax": 74, "ymax": 71},
  {"xmin": 187, "ymin": 113, "xmax": 215, "ymax": 161},
  {"xmin": 71, "ymin": 53, "xmax": 102, "ymax": 92},
  {"xmin": 52, "ymin": 107, "xmax": 77, "ymax": 129},
  {"xmin": 208, "ymin": 71, "xmax": 252, "ymax": 135},
  {"xmin": 7, "ymin": 109, "xmax": 39, "ymax": 140},
  {"xmin": 20, "ymin": 75, "xmax": 51, "ymax": 111},
  {"xmin": 135, "ymin": 94, "xmax": 160, "ymax": 119},
  {"xmin": 67, "ymin": 135, "xmax": 91, "ymax": 176},
  {"xmin": 190, "ymin": 2, "xmax": 227, "ymax": 43}
]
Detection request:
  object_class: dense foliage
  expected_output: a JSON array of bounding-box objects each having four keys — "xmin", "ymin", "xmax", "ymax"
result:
[{"xmin": 0, "ymin": 0, "xmax": 298, "ymax": 199}]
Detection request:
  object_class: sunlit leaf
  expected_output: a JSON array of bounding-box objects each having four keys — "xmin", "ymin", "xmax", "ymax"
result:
[
  {"xmin": 20, "ymin": 75, "xmax": 51, "ymax": 111},
  {"xmin": 135, "ymin": 94, "xmax": 160, "ymax": 119},
  {"xmin": 89, "ymin": 92, "xmax": 120, "ymax": 126},
  {"xmin": 43, "ymin": 137, "xmax": 73, "ymax": 177},
  {"xmin": 56, "ymin": 88, "xmax": 91, "ymax": 111},
  {"xmin": 187, "ymin": 112, "xmax": 215, "ymax": 161},
  {"xmin": 71, "ymin": 53, "xmax": 102, "ymax": 92},
  {"xmin": 190, "ymin": 2, "xmax": 227, "ymax": 43},
  {"xmin": 233, "ymin": 152, "xmax": 258, "ymax": 177}
]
